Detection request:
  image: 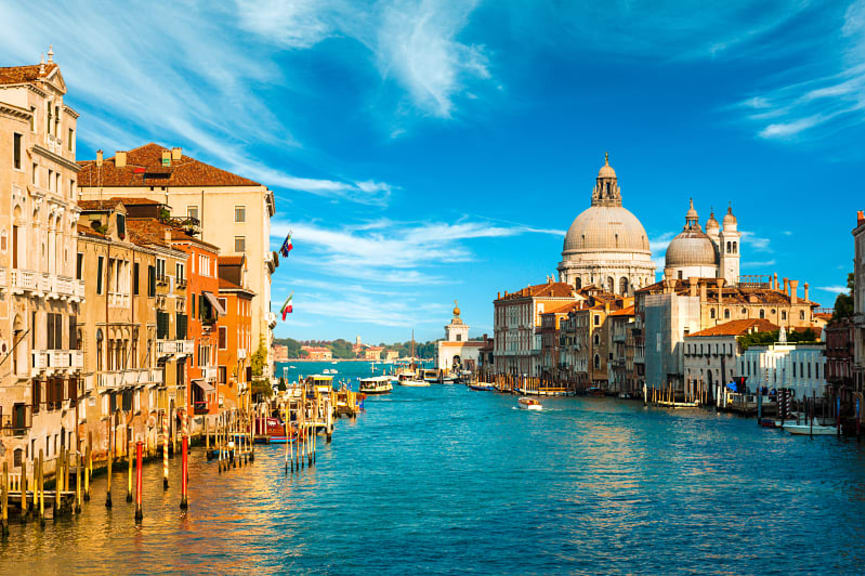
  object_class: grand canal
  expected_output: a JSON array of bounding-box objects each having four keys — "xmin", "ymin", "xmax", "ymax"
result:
[{"xmin": 2, "ymin": 361, "xmax": 865, "ymax": 575}]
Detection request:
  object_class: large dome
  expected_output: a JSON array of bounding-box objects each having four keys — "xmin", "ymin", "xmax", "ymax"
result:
[
  {"xmin": 563, "ymin": 205, "xmax": 650, "ymax": 253},
  {"xmin": 665, "ymin": 230, "xmax": 717, "ymax": 268}
]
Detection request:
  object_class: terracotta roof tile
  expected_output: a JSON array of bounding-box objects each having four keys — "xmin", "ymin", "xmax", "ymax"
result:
[
  {"xmin": 608, "ymin": 305, "xmax": 635, "ymax": 317},
  {"xmin": 77, "ymin": 143, "xmax": 262, "ymax": 188},
  {"xmin": 498, "ymin": 282, "xmax": 575, "ymax": 301},
  {"xmin": 218, "ymin": 256, "xmax": 245, "ymax": 266},
  {"xmin": 0, "ymin": 62, "xmax": 57, "ymax": 85},
  {"xmin": 686, "ymin": 318, "xmax": 779, "ymax": 337}
]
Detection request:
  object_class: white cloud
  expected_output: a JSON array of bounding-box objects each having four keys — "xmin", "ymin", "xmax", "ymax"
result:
[
  {"xmin": 271, "ymin": 217, "xmax": 564, "ymax": 283},
  {"xmin": 740, "ymin": 230, "xmax": 772, "ymax": 252},
  {"xmin": 301, "ymin": 292, "xmax": 448, "ymax": 327},
  {"xmin": 817, "ymin": 285, "xmax": 849, "ymax": 294}
]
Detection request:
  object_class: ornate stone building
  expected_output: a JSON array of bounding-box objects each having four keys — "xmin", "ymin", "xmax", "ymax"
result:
[
  {"xmin": 436, "ymin": 301, "xmax": 484, "ymax": 374},
  {"xmin": 664, "ymin": 200, "xmax": 740, "ymax": 285},
  {"xmin": 558, "ymin": 154, "xmax": 655, "ymax": 296}
]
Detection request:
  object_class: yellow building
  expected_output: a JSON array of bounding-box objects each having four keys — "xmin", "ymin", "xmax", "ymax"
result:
[
  {"xmin": 0, "ymin": 53, "xmax": 83, "ymax": 473},
  {"xmin": 76, "ymin": 144, "xmax": 277, "ymax": 377}
]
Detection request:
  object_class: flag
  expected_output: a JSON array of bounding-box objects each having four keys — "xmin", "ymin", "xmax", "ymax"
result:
[
  {"xmin": 280, "ymin": 293, "xmax": 294, "ymax": 320},
  {"xmin": 280, "ymin": 233, "xmax": 293, "ymax": 257}
]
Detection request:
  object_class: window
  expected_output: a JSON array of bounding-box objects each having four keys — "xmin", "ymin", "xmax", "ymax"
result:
[
  {"xmin": 176, "ymin": 262, "xmax": 185, "ymax": 283},
  {"xmin": 710, "ymin": 308, "xmax": 716, "ymax": 319},
  {"xmin": 147, "ymin": 265, "xmax": 156, "ymax": 297},
  {"xmin": 187, "ymin": 205, "xmax": 199, "ymax": 220},
  {"xmin": 724, "ymin": 308, "xmax": 730, "ymax": 319},
  {"xmin": 759, "ymin": 309, "xmax": 765, "ymax": 319},
  {"xmin": 156, "ymin": 312, "xmax": 170, "ymax": 340},
  {"xmin": 46, "ymin": 313, "xmax": 63, "ymax": 350},
  {"xmin": 218, "ymin": 366, "xmax": 227, "ymax": 384},
  {"xmin": 67, "ymin": 128, "xmax": 74, "ymax": 151},
  {"xmin": 76, "ymin": 253, "xmax": 83, "ymax": 280},
  {"xmin": 48, "ymin": 169, "xmax": 53, "ymax": 192},
  {"xmin": 29, "ymin": 107, "xmax": 36, "ymax": 131},
  {"xmin": 782, "ymin": 311, "xmax": 787, "ymax": 321},
  {"xmin": 234, "ymin": 236, "xmax": 246, "ymax": 252},
  {"xmin": 199, "ymin": 255, "xmax": 210, "ymax": 276},
  {"xmin": 156, "ymin": 258, "xmax": 166, "ymax": 281},
  {"xmin": 13, "ymin": 133, "xmax": 22, "ymax": 170},
  {"xmin": 218, "ymin": 326, "xmax": 227, "ymax": 349},
  {"xmin": 96, "ymin": 256, "xmax": 104, "ymax": 294},
  {"xmin": 234, "ymin": 205, "xmax": 246, "ymax": 222},
  {"xmin": 132, "ymin": 262, "xmax": 139, "ymax": 295},
  {"xmin": 69, "ymin": 316, "xmax": 78, "ymax": 350},
  {"xmin": 176, "ymin": 313, "xmax": 188, "ymax": 339},
  {"xmin": 32, "ymin": 162, "xmax": 38, "ymax": 185},
  {"xmin": 116, "ymin": 213, "xmax": 126, "ymax": 239},
  {"xmin": 800, "ymin": 310, "xmax": 805, "ymax": 321},
  {"xmin": 191, "ymin": 293, "xmax": 196, "ymax": 318},
  {"xmin": 218, "ymin": 297, "xmax": 227, "ymax": 312}
]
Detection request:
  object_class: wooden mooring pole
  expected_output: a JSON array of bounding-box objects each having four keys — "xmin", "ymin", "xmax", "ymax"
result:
[
  {"xmin": 134, "ymin": 441, "xmax": 143, "ymax": 522},
  {"xmin": 163, "ymin": 414, "xmax": 169, "ymax": 490},
  {"xmin": 1, "ymin": 461, "xmax": 9, "ymax": 537},
  {"xmin": 180, "ymin": 434, "xmax": 188, "ymax": 510}
]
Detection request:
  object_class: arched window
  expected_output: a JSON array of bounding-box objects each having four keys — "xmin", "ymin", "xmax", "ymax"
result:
[
  {"xmin": 606, "ymin": 277, "xmax": 614, "ymax": 293},
  {"xmin": 96, "ymin": 329, "xmax": 103, "ymax": 371},
  {"xmin": 575, "ymin": 277, "xmax": 582, "ymax": 289},
  {"xmin": 619, "ymin": 277, "xmax": 629, "ymax": 295},
  {"xmin": 724, "ymin": 308, "xmax": 730, "ymax": 319},
  {"xmin": 759, "ymin": 309, "xmax": 765, "ymax": 319},
  {"xmin": 593, "ymin": 354, "xmax": 600, "ymax": 369},
  {"xmin": 799, "ymin": 310, "xmax": 805, "ymax": 321},
  {"xmin": 677, "ymin": 270, "xmax": 683, "ymax": 280},
  {"xmin": 733, "ymin": 241, "xmax": 737, "ymax": 254},
  {"xmin": 593, "ymin": 333, "xmax": 600, "ymax": 346},
  {"xmin": 726, "ymin": 241, "xmax": 731, "ymax": 253}
]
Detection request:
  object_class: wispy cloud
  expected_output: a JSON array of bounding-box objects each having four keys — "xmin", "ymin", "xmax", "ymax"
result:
[
  {"xmin": 271, "ymin": 217, "xmax": 563, "ymax": 283},
  {"xmin": 817, "ymin": 285, "xmax": 849, "ymax": 294},
  {"xmin": 301, "ymin": 292, "xmax": 448, "ymax": 327},
  {"xmin": 741, "ymin": 259, "xmax": 777, "ymax": 268},
  {"xmin": 737, "ymin": 0, "xmax": 865, "ymax": 141},
  {"xmin": 740, "ymin": 230, "xmax": 772, "ymax": 252}
]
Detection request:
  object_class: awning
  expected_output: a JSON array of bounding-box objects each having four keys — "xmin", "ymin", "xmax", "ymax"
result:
[
  {"xmin": 192, "ymin": 379, "xmax": 215, "ymax": 392},
  {"xmin": 203, "ymin": 291, "xmax": 226, "ymax": 317}
]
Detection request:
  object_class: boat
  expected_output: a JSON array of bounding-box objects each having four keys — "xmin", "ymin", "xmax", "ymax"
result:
[
  {"xmin": 517, "ymin": 397, "xmax": 542, "ymax": 411},
  {"xmin": 785, "ymin": 423, "xmax": 839, "ymax": 436},
  {"xmin": 397, "ymin": 372, "xmax": 429, "ymax": 387},
  {"xmin": 358, "ymin": 376, "xmax": 393, "ymax": 395},
  {"xmin": 422, "ymin": 369, "xmax": 440, "ymax": 383},
  {"xmin": 468, "ymin": 382, "xmax": 495, "ymax": 391},
  {"xmin": 304, "ymin": 374, "xmax": 335, "ymax": 395}
]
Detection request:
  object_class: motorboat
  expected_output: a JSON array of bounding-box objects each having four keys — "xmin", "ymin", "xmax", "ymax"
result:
[
  {"xmin": 785, "ymin": 423, "xmax": 839, "ymax": 436},
  {"xmin": 304, "ymin": 375, "xmax": 335, "ymax": 395},
  {"xmin": 359, "ymin": 376, "xmax": 393, "ymax": 395},
  {"xmin": 397, "ymin": 372, "xmax": 429, "ymax": 387},
  {"xmin": 468, "ymin": 382, "xmax": 495, "ymax": 391},
  {"xmin": 517, "ymin": 397, "xmax": 542, "ymax": 411},
  {"xmin": 422, "ymin": 369, "xmax": 440, "ymax": 383}
]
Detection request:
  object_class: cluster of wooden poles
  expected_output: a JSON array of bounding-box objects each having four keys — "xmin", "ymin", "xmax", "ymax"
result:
[
  {"xmin": 482, "ymin": 374, "xmax": 575, "ymax": 394},
  {"xmin": 204, "ymin": 410, "xmax": 255, "ymax": 474},
  {"xmin": 282, "ymin": 400, "xmax": 319, "ymax": 474},
  {"xmin": 0, "ymin": 414, "xmax": 192, "ymax": 537}
]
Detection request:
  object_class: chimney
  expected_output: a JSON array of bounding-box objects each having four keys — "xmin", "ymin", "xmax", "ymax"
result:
[
  {"xmin": 783, "ymin": 277, "xmax": 789, "ymax": 296},
  {"xmin": 699, "ymin": 281, "xmax": 707, "ymax": 302},
  {"xmin": 790, "ymin": 280, "xmax": 799, "ymax": 304},
  {"xmin": 858, "ymin": 210, "xmax": 865, "ymax": 226},
  {"xmin": 164, "ymin": 227, "xmax": 172, "ymax": 245},
  {"xmin": 804, "ymin": 282, "xmax": 809, "ymax": 302},
  {"xmin": 161, "ymin": 150, "xmax": 171, "ymax": 167},
  {"xmin": 716, "ymin": 278, "xmax": 725, "ymax": 306},
  {"xmin": 497, "ymin": 292, "xmax": 501, "ymax": 299},
  {"xmin": 688, "ymin": 276, "xmax": 698, "ymax": 297},
  {"xmin": 96, "ymin": 149, "xmax": 103, "ymax": 167},
  {"xmin": 773, "ymin": 273, "xmax": 778, "ymax": 291},
  {"xmin": 116, "ymin": 151, "xmax": 127, "ymax": 168},
  {"xmin": 171, "ymin": 147, "xmax": 182, "ymax": 161}
]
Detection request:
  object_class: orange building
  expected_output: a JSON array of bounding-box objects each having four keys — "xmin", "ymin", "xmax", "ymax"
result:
[
  {"xmin": 169, "ymin": 231, "xmax": 222, "ymax": 415},
  {"xmin": 217, "ymin": 256, "xmax": 254, "ymax": 413}
]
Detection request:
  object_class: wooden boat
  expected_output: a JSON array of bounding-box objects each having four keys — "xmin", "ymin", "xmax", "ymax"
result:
[
  {"xmin": 253, "ymin": 416, "xmax": 297, "ymax": 444},
  {"xmin": 397, "ymin": 372, "xmax": 429, "ymax": 387},
  {"xmin": 517, "ymin": 397, "xmax": 542, "ymax": 411},
  {"xmin": 785, "ymin": 423, "xmax": 839, "ymax": 436},
  {"xmin": 468, "ymin": 382, "xmax": 495, "ymax": 391},
  {"xmin": 422, "ymin": 369, "xmax": 440, "ymax": 383},
  {"xmin": 359, "ymin": 376, "xmax": 393, "ymax": 395}
]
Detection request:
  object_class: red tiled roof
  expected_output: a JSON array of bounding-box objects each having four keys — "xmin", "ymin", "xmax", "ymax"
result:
[
  {"xmin": 77, "ymin": 143, "xmax": 262, "ymax": 188},
  {"xmin": 218, "ymin": 255, "xmax": 245, "ymax": 266},
  {"xmin": 608, "ymin": 305, "xmax": 636, "ymax": 317},
  {"xmin": 498, "ymin": 282, "xmax": 575, "ymax": 301},
  {"xmin": 687, "ymin": 319, "xmax": 779, "ymax": 338},
  {"xmin": 541, "ymin": 302, "xmax": 580, "ymax": 315},
  {"xmin": 125, "ymin": 218, "xmax": 174, "ymax": 249},
  {"xmin": 76, "ymin": 222, "xmax": 104, "ymax": 239},
  {"xmin": 0, "ymin": 62, "xmax": 57, "ymax": 85},
  {"xmin": 78, "ymin": 199, "xmax": 122, "ymax": 211}
]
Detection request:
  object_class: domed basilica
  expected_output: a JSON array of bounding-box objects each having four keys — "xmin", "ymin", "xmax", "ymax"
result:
[
  {"xmin": 664, "ymin": 199, "xmax": 740, "ymax": 284},
  {"xmin": 557, "ymin": 154, "xmax": 655, "ymax": 295}
]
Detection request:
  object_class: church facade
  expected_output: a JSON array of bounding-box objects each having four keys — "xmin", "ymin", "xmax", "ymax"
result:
[{"xmin": 557, "ymin": 154, "xmax": 656, "ymax": 296}]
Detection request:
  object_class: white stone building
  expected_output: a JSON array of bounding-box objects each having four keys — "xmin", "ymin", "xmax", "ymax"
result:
[
  {"xmin": 853, "ymin": 211, "xmax": 865, "ymax": 399},
  {"xmin": 436, "ymin": 302, "xmax": 484, "ymax": 374},
  {"xmin": 740, "ymin": 342, "xmax": 826, "ymax": 399},
  {"xmin": 558, "ymin": 154, "xmax": 655, "ymax": 296}
]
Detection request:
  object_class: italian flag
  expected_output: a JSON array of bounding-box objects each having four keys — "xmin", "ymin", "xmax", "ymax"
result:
[{"xmin": 281, "ymin": 293, "xmax": 294, "ymax": 320}]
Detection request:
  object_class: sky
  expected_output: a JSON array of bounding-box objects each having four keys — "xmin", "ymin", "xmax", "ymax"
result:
[{"xmin": 1, "ymin": 0, "xmax": 862, "ymax": 343}]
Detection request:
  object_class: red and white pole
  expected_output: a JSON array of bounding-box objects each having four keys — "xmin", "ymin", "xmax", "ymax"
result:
[{"xmin": 162, "ymin": 414, "xmax": 169, "ymax": 490}]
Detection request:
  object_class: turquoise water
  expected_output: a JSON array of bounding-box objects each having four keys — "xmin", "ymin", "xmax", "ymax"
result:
[{"xmin": 2, "ymin": 360, "xmax": 865, "ymax": 575}]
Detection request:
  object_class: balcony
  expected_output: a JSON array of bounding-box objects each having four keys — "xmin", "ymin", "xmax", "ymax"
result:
[
  {"xmin": 31, "ymin": 349, "xmax": 83, "ymax": 377},
  {"xmin": 237, "ymin": 348, "xmax": 247, "ymax": 360},
  {"xmin": 156, "ymin": 339, "xmax": 194, "ymax": 357},
  {"xmin": 266, "ymin": 311, "xmax": 277, "ymax": 328},
  {"xmin": 10, "ymin": 269, "xmax": 39, "ymax": 293},
  {"xmin": 97, "ymin": 368, "xmax": 163, "ymax": 390},
  {"xmin": 0, "ymin": 404, "xmax": 32, "ymax": 436},
  {"xmin": 0, "ymin": 266, "xmax": 5, "ymax": 288},
  {"xmin": 109, "ymin": 291, "xmax": 130, "ymax": 308},
  {"xmin": 10, "ymin": 270, "xmax": 84, "ymax": 300},
  {"xmin": 201, "ymin": 366, "xmax": 217, "ymax": 381}
]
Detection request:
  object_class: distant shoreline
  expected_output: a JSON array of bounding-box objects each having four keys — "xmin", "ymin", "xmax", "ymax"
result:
[{"xmin": 275, "ymin": 358, "xmax": 433, "ymax": 363}]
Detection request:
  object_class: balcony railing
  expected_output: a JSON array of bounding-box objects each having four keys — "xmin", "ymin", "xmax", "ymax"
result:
[
  {"xmin": 0, "ymin": 266, "xmax": 6, "ymax": 287},
  {"xmin": 193, "ymin": 401, "xmax": 209, "ymax": 415},
  {"xmin": 9, "ymin": 270, "xmax": 84, "ymax": 300},
  {"xmin": 0, "ymin": 404, "xmax": 33, "ymax": 436},
  {"xmin": 237, "ymin": 348, "xmax": 247, "ymax": 360},
  {"xmin": 31, "ymin": 349, "xmax": 83, "ymax": 376},
  {"xmin": 97, "ymin": 368, "xmax": 163, "ymax": 389},
  {"xmin": 109, "ymin": 292, "xmax": 130, "ymax": 308},
  {"xmin": 10, "ymin": 269, "xmax": 39, "ymax": 292},
  {"xmin": 201, "ymin": 366, "xmax": 217, "ymax": 381},
  {"xmin": 156, "ymin": 339, "xmax": 195, "ymax": 357},
  {"xmin": 266, "ymin": 312, "xmax": 277, "ymax": 328}
]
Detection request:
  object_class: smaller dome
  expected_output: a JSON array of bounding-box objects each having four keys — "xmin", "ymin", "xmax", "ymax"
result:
[
  {"xmin": 723, "ymin": 204, "xmax": 737, "ymax": 227},
  {"xmin": 706, "ymin": 210, "xmax": 720, "ymax": 233},
  {"xmin": 598, "ymin": 152, "xmax": 616, "ymax": 179},
  {"xmin": 665, "ymin": 230, "xmax": 717, "ymax": 268}
]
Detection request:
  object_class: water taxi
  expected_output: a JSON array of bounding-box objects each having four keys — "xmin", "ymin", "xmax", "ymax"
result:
[
  {"xmin": 785, "ymin": 423, "xmax": 839, "ymax": 436},
  {"xmin": 518, "ymin": 397, "xmax": 542, "ymax": 411},
  {"xmin": 422, "ymin": 369, "xmax": 440, "ymax": 383},
  {"xmin": 304, "ymin": 374, "xmax": 335, "ymax": 395},
  {"xmin": 468, "ymin": 382, "xmax": 495, "ymax": 391},
  {"xmin": 359, "ymin": 376, "xmax": 393, "ymax": 395},
  {"xmin": 397, "ymin": 372, "xmax": 429, "ymax": 387}
]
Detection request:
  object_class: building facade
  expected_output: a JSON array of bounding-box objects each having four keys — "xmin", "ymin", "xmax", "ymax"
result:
[
  {"xmin": 854, "ymin": 211, "xmax": 865, "ymax": 407},
  {"xmin": 740, "ymin": 343, "xmax": 827, "ymax": 400},
  {"xmin": 436, "ymin": 302, "xmax": 484, "ymax": 374},
  {"xmin": 217, "ymin": 255, "xmax": 254, "ymax": 413},
  {"xmin": 0, "ymin": 55, "xmax": 84, "ymax": 472},
  {"xmin": 557, "ymin": 154, "xmax": 655, "ymax": 296},
  {"xmin": 77, "ymin": 144, "xmax": 277, "ymax": 377}
]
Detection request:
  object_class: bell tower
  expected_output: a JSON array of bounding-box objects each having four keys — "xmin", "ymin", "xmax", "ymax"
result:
[
  {"xmin": 720, "ymin": 204, "xmax": 740, "ymax": 285},
  {"xmin": 445, "ymin": 301, "xmax": 470, "ymax": 343}
]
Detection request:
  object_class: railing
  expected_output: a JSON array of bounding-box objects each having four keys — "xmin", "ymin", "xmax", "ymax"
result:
[
  {"xmin": 202, "ymin": 366, "xmax": 218, "ymax": 381},
  {"xmin": 193, "ymin": 401, "xmax": 209, "ymax": 415},
  {"xmin": 237, "ymin": 348, "xmax": 247, "ymax": 360},
  {"xmin": 31, "ymin": 349, "xmax": 83, "ymax": 376},
  {"xmin": 97, "ymin": 368, "xmax": 163, "ymax": 389},
  {"xmin": 0, "ymin": 266, "xmax": 6, "ymax": 287},
  {"xmin": 0, "ymin": 404, "xmax": 33, "ymax": 436},
  {"xmin": 10, "ymin": 269, "xmax": 39, "ymax": 292},
  {"xmin": 156, "ymin": 339, "xmax": 195, "ymax": 357},
  {"xmin": 109, "ymin": 292, "xmax": 130, "ymax": 308}
]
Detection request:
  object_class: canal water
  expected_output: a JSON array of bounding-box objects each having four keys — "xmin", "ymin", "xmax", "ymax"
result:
[{"xmin": 2, "ymin": 360, "xmax": 865, "ymax": 575}]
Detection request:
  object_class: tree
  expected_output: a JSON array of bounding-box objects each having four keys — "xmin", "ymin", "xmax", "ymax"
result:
[
  {"xmin": 250, "ymin": 338, "xmax": 272, "ymax": 399},
  {"xmin": 832, "ymin": 273, "xmax": 855, "ymax": 321}
]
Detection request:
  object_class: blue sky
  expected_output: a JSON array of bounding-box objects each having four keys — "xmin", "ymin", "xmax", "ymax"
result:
[{"xmin": 2, "ymin": 1, "xmax": 862, "ymax": 342}]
